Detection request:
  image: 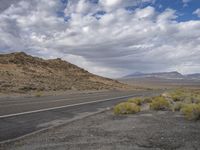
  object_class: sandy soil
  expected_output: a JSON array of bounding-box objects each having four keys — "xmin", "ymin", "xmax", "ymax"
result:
[{"xmin": 1, "ymin": 109, "xmax": 200, "ymax": 150}]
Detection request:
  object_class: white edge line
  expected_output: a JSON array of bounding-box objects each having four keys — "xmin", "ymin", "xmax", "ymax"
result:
[
  {"xmin": 0, "ymin": 109, "xmax": 110, "ymax": 145},
  {"xmin": 0, "ymin": 94, "xmax": 138, "ymax": 119}
]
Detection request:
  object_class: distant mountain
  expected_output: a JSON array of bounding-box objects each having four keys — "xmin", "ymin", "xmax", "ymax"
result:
[
  {"xmin": 123, "ymin": 71, "xmax": 185, "ymax": 79},
  {"xmin": 0, "ymin": 52, "xmax": 128, "ymax": 93},
  {"xmin": 186, "ymin": 73, "xmax": 200, "ymax": 80}
]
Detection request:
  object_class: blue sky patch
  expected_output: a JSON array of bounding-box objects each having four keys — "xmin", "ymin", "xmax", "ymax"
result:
[
  {"xmin": 93, "ymin": 10, "xmax": 106, "ymax": 19},
  {"xmin": 153, "ymin": 0, "xmax": 200, "ymax": 21}
]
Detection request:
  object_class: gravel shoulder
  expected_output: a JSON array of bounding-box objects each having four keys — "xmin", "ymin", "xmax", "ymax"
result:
[{"xmin": 1, "ymin": 110, "xmax": 200, "ymax": 150}]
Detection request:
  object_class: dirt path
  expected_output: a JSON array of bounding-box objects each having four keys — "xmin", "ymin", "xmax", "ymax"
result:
[{"xmin": 1, "ymin": 109, "xmax": 200, "ymax": 150}]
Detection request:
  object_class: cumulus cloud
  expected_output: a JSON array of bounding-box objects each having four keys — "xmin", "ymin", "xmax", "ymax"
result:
[
  {"xmin": 99, "ymin": 0, "xmax": 154, "ymax": 11},
  {"xmin": 0, "ymin": 0, "xmax": 200, "ymax": 78},
  {"xmin": 193, "ymin": 8, "xmax": 200, "ymax": 17}
]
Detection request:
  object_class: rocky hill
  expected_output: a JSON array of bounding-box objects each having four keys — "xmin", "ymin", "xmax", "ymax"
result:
[{"xmin": 0, "ymin": 52, "xmax": 127, "ymax": 93}]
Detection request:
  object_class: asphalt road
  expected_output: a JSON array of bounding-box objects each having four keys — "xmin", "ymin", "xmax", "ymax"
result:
[{"xmin": 0, "ymin": 90, "xmax": 161, "ymax": 142}]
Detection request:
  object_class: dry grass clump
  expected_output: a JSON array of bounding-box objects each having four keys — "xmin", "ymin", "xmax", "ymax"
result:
[
  {"xmin": 114, "ymin": 102, "xmax": 141, "ymax": 115},
  {"xmin": 35, "ymin": 91, "xmax": 43, "ymax": 97},
  {"xmin": 167, "ymin": 89, "xmax": 200, "ymax": 103},
  {"xmin": 190, "ymin": 94, "xmax": 200, "ymax": 104},
  {"xmin": 113, "ymin": 89, "xmax": 200, "ymax": 121},
  {"xmin": 127, "ymin": 97, "xmax": 143, "ymax": 105},
  {"xmin": 169, "ymin": 89, "xmax": 200, "ymax": 120},
  {"xmin": 150, "ymin": 96, "xmax": 170, "ymax": 110},
  {"xmin": 143, "ymin": 97, "xmax": 153, "ymax": 103},
  {"xmin": 181, "ymin": 103, "xmax": 200, "ymax": 120},
  {"xmin": 169, "ymin": 89, "xmax": 186, "ymax": 102},
  {"xmin": 172, "ymin": 102, "xmax": 184, "ymax": 112}
]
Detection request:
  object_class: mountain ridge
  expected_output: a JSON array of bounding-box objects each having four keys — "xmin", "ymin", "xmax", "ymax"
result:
[
  {"xmin": 186, "ymin": 73, "xmax": 200, "ymax": 79},
  {"xmin": 123, "ymin": 71, "xmax": 200, "ymax": 80},
  {"xmin": 124, "ymin": 71, "xmax": 183, "ymax": 79}
]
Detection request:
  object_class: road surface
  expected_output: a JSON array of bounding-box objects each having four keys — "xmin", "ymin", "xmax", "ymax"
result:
[{"xmin": 0, "ymin": 90, "xmax": 161, "ymax": 142}]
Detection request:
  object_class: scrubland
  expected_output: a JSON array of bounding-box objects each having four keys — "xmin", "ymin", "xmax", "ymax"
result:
[{"xmin": 114, "ymin": 89, "xmax": 200, "ymax": 121}]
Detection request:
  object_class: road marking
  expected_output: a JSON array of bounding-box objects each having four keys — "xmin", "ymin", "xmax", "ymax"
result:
[
  {"xmin": 0, "ymin": 93, "xmax": 112, "ymax": 105},
  {"xmin": 0, "ymin": 94, "xmax": 138, "ymax": 119},
  {"xmin": 0, "ymin": 94, "xmax": 114, "ymax": 107},
  {"xmin": 0, "ymin": 98, "xmax": 74, "ymax": 107}
]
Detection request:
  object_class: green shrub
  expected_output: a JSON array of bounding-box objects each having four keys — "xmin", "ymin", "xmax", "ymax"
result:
[
  {"xmin": 150, "ymin": 96, "xmax": 170, "ymax": 110},
  {"xmin": 181, "ymin": 104, "xmax": 200, "ymax": 120},
  {"xmin": 114, "ymin": 102, "xmax": 141, "ymax": 115},
  {"xmin": 128, "ymin": 98, "xmax": 143, "ymax": 105}
]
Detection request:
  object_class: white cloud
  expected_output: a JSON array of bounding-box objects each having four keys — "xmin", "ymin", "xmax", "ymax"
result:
[
  {"xmin": 182, "ymin": 0, "xmax": 191, "ymax": 3},
  {"xmin": 182, "ymin": 0, "xmax": 191, "ymax": 7},
  {"xmin": 0, "ymin": 0, "xmax": 200, "ymax": 78},
  {"xmin": 193, "ymin": 8, "xmax": 200, "ymax": 18},
  {"xmin": 135, "ymin": 6, "xmax": 155, "ymax": 19},
  {"xmin": 99, "ymin": 0, "xmax": 155, "ymax": 12},
  {"xmin": 100, "ymin": 0, "xmax": 123, "ymax": 7}
]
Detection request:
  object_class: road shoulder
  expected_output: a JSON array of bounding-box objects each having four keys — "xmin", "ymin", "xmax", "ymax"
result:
[{"xmin": 1, "ymin": 109, "xmax": 200, "ymax": 150}]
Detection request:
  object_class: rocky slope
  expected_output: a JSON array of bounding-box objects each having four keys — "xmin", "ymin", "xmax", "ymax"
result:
[{"xmin": 0, "ymin": 52, "xmax": 127, "ymax": 93}]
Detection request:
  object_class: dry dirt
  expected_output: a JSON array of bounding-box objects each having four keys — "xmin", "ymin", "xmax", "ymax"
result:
[{"xmin": 1, "ymin": 110, "xmax": 200, "ymax": 150}]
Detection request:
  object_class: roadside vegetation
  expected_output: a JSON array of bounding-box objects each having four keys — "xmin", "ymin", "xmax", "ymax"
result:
[
  {"xmin": 127, "ymin": 97, "xmax": 143, "ymax": 105},
  {"xmin": 35, "ymin": 91, "xmax": 43, "ymax": 97},
  {"xmin": 181, "ymin": 104, "xmax": 200, "ymax": 120},
  {"xmin": 150, "ymin": 96, "xmax": 170, "ymax": 110},
  {"xmin": 114, "ymin": 102, "xmax": 140, "ymax": 114},
  {"xmin": 113, "ymin": 89, "xmax": 200, "ymax": 121}
]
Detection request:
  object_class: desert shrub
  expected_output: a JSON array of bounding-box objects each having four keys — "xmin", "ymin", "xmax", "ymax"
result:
[
  {"xmin": 181, "ymin": 104, "xmax": 200, "ymax": 120},
  {"xmin": 172, "ymin": 102, "xmax": 185, "ymax": 112},
  {"xmin": 194, "ymin": 98, "xmax": 200, "ymax": 104},
  {"xmin": 150, "ymin": 96, "xmax": 170, "ymax": 110},
  {"xmin": 114, "ymin": 102, "xmax": 140, "ymax": 115},
  {"xmin": 168, "ymin": 89, "xmax": 200, "ymax": 103},
  {"xmin": 169, "ymin": 89, "xmax": 186, "ymax": 102},
  {"xmin": 184, "ymin": 97, "xmax": 194, "ymax": 104},
  {"xmin": 128, "ymin": 98, "xmax": 143, "ymax": 105},
  {"xmin": 19, "ymin": 86, "xmax": 37, "ymax": 91},
  {"xmin": 161, "ymin": 92, "xmax": 171, "ymax": 98},
  {"xmin": 143, "ymin": 97, "xmax": 153, "ymax": 103},
  {"xmin": 190, "ymin": 94, "xmax": 200, "ymax": 104},
  {"xmin": 35, "ymin": 91, "xmax": 43, "ymax": 97}
]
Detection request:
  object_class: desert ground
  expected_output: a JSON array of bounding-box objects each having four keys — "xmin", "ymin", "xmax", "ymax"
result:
[
  {"xmin": 1, "ymin": 109, "xmax": 200, "ymax": 150},
  {"xmin": 1, "ymin": 87, "xmax": 200, "ymax": 150}
]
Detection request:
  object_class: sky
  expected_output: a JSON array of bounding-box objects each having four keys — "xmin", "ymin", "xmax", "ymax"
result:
[{"xmin": 0, "ymin": 0, "xmax": 200, "ymax": 78}]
